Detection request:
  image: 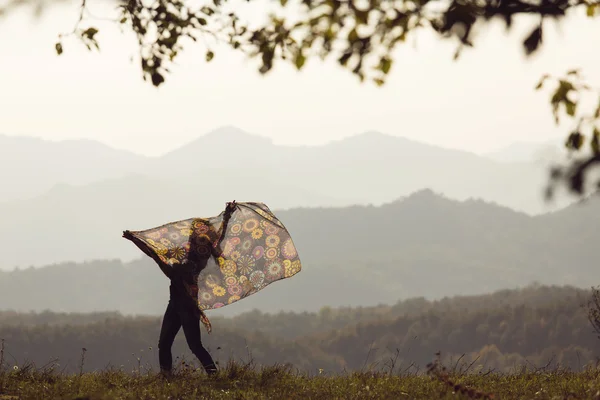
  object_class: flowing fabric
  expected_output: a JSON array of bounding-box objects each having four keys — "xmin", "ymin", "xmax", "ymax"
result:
[{"xmin": 123, "ymin": 202, "xmax": 302, "ymax": 317}]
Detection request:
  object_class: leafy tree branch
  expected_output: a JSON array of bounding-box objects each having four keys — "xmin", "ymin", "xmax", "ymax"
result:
[{"xmin": 2, "ymin": 0, "xmax": 600, "ymax": 192}]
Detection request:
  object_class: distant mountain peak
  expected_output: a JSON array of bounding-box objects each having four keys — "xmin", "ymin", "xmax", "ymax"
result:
[
  {"xmin": 203, "ymin": 126, "xmax": 271, "ymax": 143},
  {"xmin": 332, "ymin": 131, "xmax": 470, "ymax": 155},
  {"xmin": 380, "ymin": 189, "xmax": 444, "ymax": 208},
  {"xmin": 324, "ymin": 131, "xmax": 419, "ymax": 151},
  {"xmin": 407, "ymin": 188, "xmax": 441, "ymax": 199},
  {"xmin": 392, "ymin": 189, "xmax": 447, "ymax": 205},
  {"xmin": 204, "ymin": 125, "xmax": 251, "ymax": 137},
  {"xmin": 163, "ymin": 126, "xmax": 273, "ymax": 158}
]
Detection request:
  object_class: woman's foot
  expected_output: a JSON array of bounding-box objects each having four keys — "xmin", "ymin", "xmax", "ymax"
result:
[
  {"xmin": 204, "ymin": 364, "xmax": 218, "ymax": 376},
  {"xmin": 159, "ymin": 369, "xmax": 173, "ymax": 380}
]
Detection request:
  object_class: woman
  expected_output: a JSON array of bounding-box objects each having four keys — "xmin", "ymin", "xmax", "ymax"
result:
[{"xmin": 123, "ymin": 201, "xmax": 237, "ymax": 376}]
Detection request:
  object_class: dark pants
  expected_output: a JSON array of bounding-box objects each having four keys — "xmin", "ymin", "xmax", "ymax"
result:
[{"xmin": 158, "ymin": 300, "xmax": 217, "ymax": 374}]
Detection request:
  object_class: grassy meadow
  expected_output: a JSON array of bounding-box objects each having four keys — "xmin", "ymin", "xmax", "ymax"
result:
[{"xmin": 2, "ymin": 356, "xmax": 600, "ymax": 400}]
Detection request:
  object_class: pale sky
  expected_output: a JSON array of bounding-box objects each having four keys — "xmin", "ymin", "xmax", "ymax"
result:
[{"xmin": 1, "ymin": 1, "xmax": 599, "ymax": 156}]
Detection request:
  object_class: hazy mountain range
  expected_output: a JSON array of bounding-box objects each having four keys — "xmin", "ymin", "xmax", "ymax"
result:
[
  {"xmin": 0, "ymin": 126, "xmax": 580, "ymax": 269},
  {"xmin": 0, "ymin": 133, "xmax": 147, "ymax": 203},
  {"xmin": 0, "ymin": 190, "xmax": 597, "ymax": 316},
  {"xmin": 2, "ymin": 126, "xmax": 567, "ymax": 204}
]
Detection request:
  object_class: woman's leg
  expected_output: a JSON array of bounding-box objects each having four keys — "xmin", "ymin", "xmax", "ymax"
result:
[
  {"xmin": 158, "ymin": 301, "xmax": 182, "ymax": 373},
  {"xmin": 180, "ymin": 308, "xmax": 217, "ymax": 374}
]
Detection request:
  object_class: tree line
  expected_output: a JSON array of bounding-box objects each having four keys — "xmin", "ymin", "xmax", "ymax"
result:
[{"xmin": 0, "ymin": 284, "xmax": 596, "ymax": 374}]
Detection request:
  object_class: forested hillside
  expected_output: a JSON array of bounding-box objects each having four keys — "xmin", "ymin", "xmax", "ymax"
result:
[{"xmin": 1, "ymin": 285, "xmax": 596, "ymax": 374}]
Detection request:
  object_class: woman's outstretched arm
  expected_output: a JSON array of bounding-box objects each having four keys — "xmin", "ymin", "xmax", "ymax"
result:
[
  {"xmin": 123, "ymin": 230, "xmax": 174, "ymax": 279},
  {"xmin": 211, "ymin": 201, "xmax": 237, "ymax": 258}
]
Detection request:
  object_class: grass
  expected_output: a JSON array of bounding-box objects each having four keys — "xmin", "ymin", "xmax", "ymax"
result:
[{"xmin": 2, "ymin": 358, "xmax": 600, "ymax": 400}]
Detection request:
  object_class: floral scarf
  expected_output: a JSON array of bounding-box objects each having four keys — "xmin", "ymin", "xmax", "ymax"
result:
[{"xmin": 123, "ymin": 202, "xmax": 302, "ymax": 332}]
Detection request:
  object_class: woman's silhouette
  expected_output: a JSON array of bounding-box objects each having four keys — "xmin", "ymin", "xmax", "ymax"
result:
[{"xmin": 123, "ymin": 201, "xmax": 237, "ymax": 376}]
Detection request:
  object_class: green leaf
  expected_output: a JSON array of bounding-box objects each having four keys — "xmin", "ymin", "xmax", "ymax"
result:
[
  {"xmin": 206, "ymin": 51, "xmax": 215, "ymax": 62},
  {"xmin": 82, "ymin": 27, "xmax": 99, "ymax": 40},
  {"xmin": 280, "ymin": 0, "xmax": 288, "ymax": 5},
  {"xmin": 338, "ymin": 52, "xmax": 352, "ymax": 67},
  {"xmin": 55, "ymin": 42, "xmax": 63, "ymax": 55},
  {"xmin": 565, "ymin": 100, "xmax": 577, "ymax": 117},
  {"xmin": 355, "ymin": 10, "xmax": 368, "ymax": 25},
  {"xmin": 348, "ymin": 28, "xmax": 358, "ymax": 43},
  {"xmin": 523, "ymin": 25, "xmax": 542, "ymax": 56},
  {"xmin": 294, "ymin": 52, "xmax": 306, "ymax": 69},
  {"xmin": 565, "ymin": 132, "xmax": 584, "ymax": 150},
  {"xmin": 198, "ymin": 18, "xmax": 207, "ymax": 26},
  {"xmin": 374, "ymin": 78, "xmax": 385, "ymax": 87},
  {"xmin": 587, "ymin": 4, "xmax": 597, "ymax": 17},
  {"xmin": 201, "ymin": 6, "xmax": 215, "ymax": 15},
  {"xmin": 151, "ymin": 72, "xmax": 165, "ymax": 87},
  {"xmin": 592, "ymin": 128, "xmax": 600, "ymax": 154},
  {"xmin": 380, "ymin": 57, "xmax": 392, "ymax": 75},
  {"xmin": 120, "ymin": 17, "xmax": 127, "ymax": 24}
]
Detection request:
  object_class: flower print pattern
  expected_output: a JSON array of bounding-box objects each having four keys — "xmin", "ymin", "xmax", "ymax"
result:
[
  {"xmin": 237, "ymin": 255, "xmax": 256, "ymax": 275},
  {"xmin": 243, "ymin": 219, "xmax": 259, "ymax": 233},
  {"xmin": 265, "ymin": 247, "xmax": 279, "ymax": 260},
  {"xmin": 265, "ymin": 235, "xmax": 280, "ymax": 248},
  {"xmin": 252, "ymin": 246, "xmax": 264, "ymax": 260},
  {"xmin": 225, "ymin": 276, "xmax": 238, "ymax": 286},
  {"xmin": 124, "ymin": 202, "xmax": 301, "ymax": 311},
  {"xmin": 281, "ymin": 238, "xmax": 298, "ymax": 259},
  {"xmin": 265, "ymin": 259, "xmax": 284, "ymax": 281},
  {"xmin": 249, "ymin": 270, "xmax": 265, "ymax": 288}
]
